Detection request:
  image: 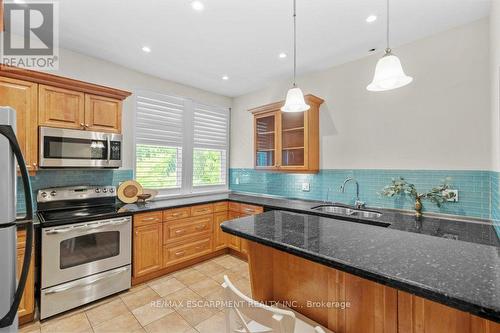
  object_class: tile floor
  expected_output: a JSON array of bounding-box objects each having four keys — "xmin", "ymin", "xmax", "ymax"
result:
[{"xmin": 20, "ymin": 254, "xmax": 250, "ymax": 333}]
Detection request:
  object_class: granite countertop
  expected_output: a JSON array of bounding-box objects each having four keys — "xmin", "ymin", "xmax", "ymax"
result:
[
  {"xmin": 221, "ymin": 210, "xmax": 500, "ymax": 322},
  {"xmin": 116, "ymin": 192, "xmax": 499, "ymax": 247}
]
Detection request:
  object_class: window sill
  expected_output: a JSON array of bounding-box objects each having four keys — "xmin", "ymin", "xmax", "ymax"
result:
[{"xmin": 152, "ymin": 189, "xmax": 231, "ymax": 203}]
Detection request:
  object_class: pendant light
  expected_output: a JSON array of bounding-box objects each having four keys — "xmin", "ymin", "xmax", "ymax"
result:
[
  {"xmin": 367, "ymin": 0, "xmax": 413, "ymax": 92},
  {"xmin": 281, "ymin": 0, "xmax": 310, "ymax": 112}
]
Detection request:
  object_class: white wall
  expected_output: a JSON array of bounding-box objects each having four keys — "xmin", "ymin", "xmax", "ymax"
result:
[
  {"xmin": 231, "ymin": 19, "xmax": 491, "ymax": 170},
  {"xmin": 47, "ymin": 48, "xmax": 232, "ymax": 169},
  {"xmin": 491, "ymin": 0, "xmax": 500, "ymax": 171}
]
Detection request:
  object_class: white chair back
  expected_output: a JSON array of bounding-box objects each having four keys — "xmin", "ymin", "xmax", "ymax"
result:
[{"xmin": 222, "ymin": 275, "xmax": 296, "ymax": 333}]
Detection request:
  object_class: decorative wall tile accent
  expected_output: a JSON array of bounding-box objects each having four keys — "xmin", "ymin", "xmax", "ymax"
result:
[
  {"xmin": 16, "ymin": 169, "xmax": 133, "ymax": 213},
  {"xmin": 230, "ymin": 168, "xmax": 492, "ymax": 219}
]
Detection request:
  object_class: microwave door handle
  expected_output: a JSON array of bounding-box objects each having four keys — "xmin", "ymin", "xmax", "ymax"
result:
[{"xmin": 106, "ymin": 136, "xmax": 111, "ymax": 164}]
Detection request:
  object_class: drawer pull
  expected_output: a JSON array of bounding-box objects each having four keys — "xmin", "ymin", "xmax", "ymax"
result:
[
  {"xmin": 244, "ymin": 208, "xmax": 254, "ymax": 212},
  {"xmin": 172, "ymin": 212, "xmax": 183, "ymax": 217},
  {"xmin": 174, "ymin": 251, "xmax": 186, "ymax": 257},
  {"xmin": 195, "ymin": 246, "xmax": 205, "ymax": 251},
  {"xmin": 195, "ymin": 224, "xmax": 207, "ymax": 231},
  {"xmin": 175, "ymin": 229, "xmax": 186, "ymax": 235},
  {"xmin": 141, "ymin": 217, "xmax": 158, "ymax": 222}
]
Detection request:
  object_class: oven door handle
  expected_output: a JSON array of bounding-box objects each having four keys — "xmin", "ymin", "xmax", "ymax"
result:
[
  {"xmin": 43, "ymin": 266, "xmax": 130, "ymax": 295},
  {"xmin": 45, "ymin": 218, "xmax": 130, "ymax": 235}
]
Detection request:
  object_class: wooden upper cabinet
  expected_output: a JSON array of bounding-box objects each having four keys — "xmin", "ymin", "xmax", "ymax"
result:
[
  {"xmin": 39, "ymin": 84, "xmax": 85, "ymax": 129},
  {"xmin": 0, "ymin": 77, "xmax": 38, "ymax": 171},
  {"xmin": 250, "ymin": 94, "xmax": 323, "ymax": 173},
  {"xmin": 85, "ymin": 94, "xmax": 122, "ymax": 133},
  {"xmin": 39, "ymin": 86, "xmax": 123, "ymax": 133}
]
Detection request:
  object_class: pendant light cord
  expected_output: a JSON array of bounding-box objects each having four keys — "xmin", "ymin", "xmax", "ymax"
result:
[
  {"xmin": 293, "ymin": 0, "xmax": 297, "ymax": 87},
  {"xmin": 386, "ymin": 0, "xmax": 390, "ymax": 52}
]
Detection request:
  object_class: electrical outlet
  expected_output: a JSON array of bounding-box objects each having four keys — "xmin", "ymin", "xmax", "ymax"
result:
[
  {"xmin": 301, "ymin": 183, "xmax": 310, "ymax": 192},
  {"xmin": 235, "ymin": 177, "xmax": 240, "ymax": 185},
  {"xmin": 443, "ymin": 189, "xmax": 458, "ymax": 202}
]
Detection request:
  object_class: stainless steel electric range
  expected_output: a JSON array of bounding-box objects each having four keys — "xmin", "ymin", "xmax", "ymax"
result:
[{"xmin": 37, "ymin": 185, "xmax": 132, "ymax": 319}]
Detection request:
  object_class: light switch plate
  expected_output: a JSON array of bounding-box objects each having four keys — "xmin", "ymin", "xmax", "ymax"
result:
[
  {"xmin": 302, "ymin": 183, "xmax": 310, "ymax": 192},
  {"xmin": 443, "ymin": 189, "xmax": 458, "ymax": 202}
]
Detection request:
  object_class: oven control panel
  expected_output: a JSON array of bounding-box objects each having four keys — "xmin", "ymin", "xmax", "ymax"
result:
[{"xmin": 37, "ymin": 185, "xmax": 117, "ymax": 203}]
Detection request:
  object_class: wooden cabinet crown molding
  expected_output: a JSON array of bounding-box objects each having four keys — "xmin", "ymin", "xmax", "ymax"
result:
[
  {"xmin": 249, "ymin": 94, "xmax": 324, "ymax": 114},
  {"xmin": 0, "ymin": 65, "xmax": 131, "ymax": 100}
]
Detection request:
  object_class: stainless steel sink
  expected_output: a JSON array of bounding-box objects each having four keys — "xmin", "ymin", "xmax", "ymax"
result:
[
  {"xmin": 312, "ymin": 205, "xmax": 382, "ymax": 219},
  {"xmin": 313, "ymin": 205, "xmax": 356, "ymax": 215}
]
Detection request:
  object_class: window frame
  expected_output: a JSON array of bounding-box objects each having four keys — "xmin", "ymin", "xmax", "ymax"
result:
[{"xmin": 133, "ymin": 91, "xmax": 230, "ymax": 199}]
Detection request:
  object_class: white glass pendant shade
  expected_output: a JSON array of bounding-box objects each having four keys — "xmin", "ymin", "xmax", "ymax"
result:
[
  {"xmin": 281, "ymin": 87, "xmax": 310, "ymax": 112},
  {"xmin": 367, "ymin": 50, "xmax": 413, "ymax": 92}
]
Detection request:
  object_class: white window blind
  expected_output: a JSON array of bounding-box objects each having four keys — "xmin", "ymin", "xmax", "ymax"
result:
[
  {"xmin": 135, "ymin": 93, "xmax": 185, "ymax": 190},
  {"xmin": 192, "ymin": 103, "xmax": 229, "ymax": 188},
  {"xmin": 135, "ymin": 91, "xmax": 229, "ymax": 196}
]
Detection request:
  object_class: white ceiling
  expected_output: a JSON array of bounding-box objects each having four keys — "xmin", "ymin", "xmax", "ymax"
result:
[{"xmin": 31, "ymin": 0, "xmax": 493, "ymax": 96}]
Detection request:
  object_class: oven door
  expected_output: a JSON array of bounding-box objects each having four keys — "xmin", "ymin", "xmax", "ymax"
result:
[
  {"xmin": 41, "ymin": 216, "xmax": 131, "ymax": 288},
  {"xmin": 39, "ymin": 127, "xmax": 122, "ymax": 168}
]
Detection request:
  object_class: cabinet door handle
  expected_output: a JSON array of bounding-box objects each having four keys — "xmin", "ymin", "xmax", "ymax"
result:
[
  {"xmin": 84, "ymin": 124, "xmax": 90, "ymax": 128},
  {"xmin": 80, "ymin": 123, "xmax": 85, "ymax": 129},
  {"xmin": 33, "ymin": 162, "xmax": 37, "ymax": 167}
]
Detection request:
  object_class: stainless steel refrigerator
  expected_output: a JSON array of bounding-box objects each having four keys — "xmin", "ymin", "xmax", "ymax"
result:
[{"xmin": 0, "ymin": 107, "xmax": 34, "ymax": 333}]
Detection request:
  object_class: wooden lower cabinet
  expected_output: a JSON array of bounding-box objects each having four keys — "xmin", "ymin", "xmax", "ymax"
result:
[
  {"xmin": 214, "ymin": 211, "xmax": 229, "ymax": 251},
  {"xmin": 133, "ymin": 223, "xmax": 163, "ymax": 278},
  {"xmin": 398, "ymin": 291, "xmax": 500, "ymax": 333},
  {"xmin": 247, "ymin": 241, "xmax": 500, "ymax": 333},
  {"xmin": 16, "ymin": 230, "xmax": 34, "ymax": 323},
  {"xmin": 132, "ymin": 201, "xmax": 263, "ymax": 281},
  {"xmin": 227, "ymin": 210, "xmax": 242, "ymax": 251}
]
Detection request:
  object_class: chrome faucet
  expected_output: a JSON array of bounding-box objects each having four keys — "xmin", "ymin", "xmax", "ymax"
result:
[{"xmin": 340, "ymin": 177, "xmax": 365, "ymax": 209}]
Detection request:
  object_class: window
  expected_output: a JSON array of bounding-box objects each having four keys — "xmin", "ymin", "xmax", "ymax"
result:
[
  {"xmin": 135, "ymin": 91, "xmax": 229, "ymax": 196},
  {"xmin": 192, "ymin": 103, "xmax": 229, "ymax": 188}
]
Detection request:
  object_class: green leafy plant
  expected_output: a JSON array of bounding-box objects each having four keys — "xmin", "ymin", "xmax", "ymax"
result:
[{"xmin": 380, "ymin": 177, "xmax": 455, "ymax": 207}]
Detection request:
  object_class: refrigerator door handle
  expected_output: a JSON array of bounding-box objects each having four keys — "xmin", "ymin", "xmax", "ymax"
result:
[{"xmin": 0, "ymin": 124, "xmax": 34, "ymax": 328}]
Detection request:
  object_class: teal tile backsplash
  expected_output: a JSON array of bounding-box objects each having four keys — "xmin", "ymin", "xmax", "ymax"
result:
[
  {"xmin": 230, "ymin": 168, "xmax": 493, "ymax": 219},
  {"xmin": 16, "ymin": 169, "xmax": 133, "ymax": 213}
]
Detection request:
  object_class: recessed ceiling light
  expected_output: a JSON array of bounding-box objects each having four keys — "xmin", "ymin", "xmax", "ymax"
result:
[
  {"xmin": 222, "ymin": 75, "xmax": 229, "ymax": 81},
  {"xmin": 279, "ymin": 52, "xmax": 287, "ymax": 59},
  {"xmin": 366, "ymin": 15, "xmax": 377, "ymax": 23},
  {"xmin": 191, "ymin": 0, "xmax": 204, "ymax": 11},
  {"xmin": 142, "ymin": 46, "xmax": 151, "ymax": 53}
]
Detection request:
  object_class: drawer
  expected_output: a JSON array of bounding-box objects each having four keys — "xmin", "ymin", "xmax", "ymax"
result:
[
  {"xmin": 228, "ymin": 202, "xmax": 241, "ymax": 212},
  {"xmin": 134, "ymin": 211, "xmax": 162, "ymax": 227},
  {"xmin": 240, "ymin": 203, "xmax": 263, "ymax": 215},
  {"xmin": 164, "ymin": 237, "xmax": 212, "ymax": 267},
  {"xmin": 190, "ymin": 204, "xmax": 213, "ymax": 216},
  {"xmin": 214, "ymin": 201, "xmax": 229, "ymax": 212},
  {"xmin": 163, "ymin": 215, "xmax": 213, "ymax": 244},
  {"xmin": 163, "ymin": 207, "xmax": 190, "ymax": 221}
]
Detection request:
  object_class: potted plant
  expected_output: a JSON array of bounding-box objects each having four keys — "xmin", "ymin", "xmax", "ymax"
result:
[{"xmin": 380, "ymin": 177, "xmax": 455, "ymax": 218}]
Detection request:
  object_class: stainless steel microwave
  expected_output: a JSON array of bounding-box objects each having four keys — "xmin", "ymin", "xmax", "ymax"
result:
[{"xmin": 39, "ymin": 127, "xmax": 122, "ymax": 168}]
